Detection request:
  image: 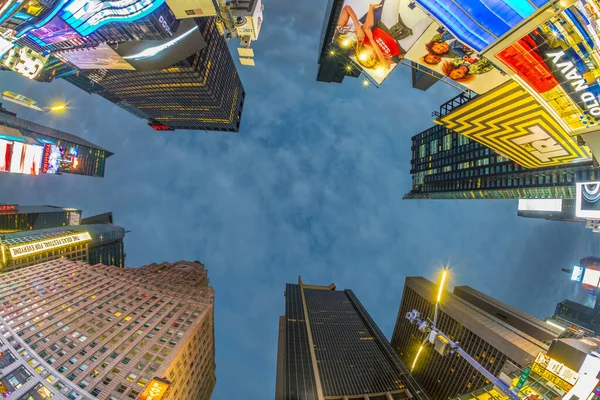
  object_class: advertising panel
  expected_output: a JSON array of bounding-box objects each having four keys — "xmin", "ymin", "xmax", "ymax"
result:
[
  {"xmin": 112, "ymin": 19, "xmax": 205, "ymax": 71},
  {"xmin": 497, "ymin": 1, "xmax": 600, "ymax": 133},
  {"xmin": 29, "ymin": 16, "xmax": 81, "ymax": 45},
  {"xmin": 576, "ymin": 181, "xmax": 600, "ymax": 218},
  {"xmin": 8, "ymin": 143, "xmax": 43, "ymax": 175},
  {"xmin": 165, "ymin": 0, "xmax": 217, "ymax": 18},
  {"xmin": 517, "ymin": 199, "xmax": 562, "ymax": 212},
  {"xmin": 138, "ymin": 378, "xmax": 170, "ymax": 400},
  {"xmin": 414, "ymin": 0, "xmax": 550, "ymax": 52},
  {"xmin": 531, "ymin": 362, "xmax": 575, "ymax": 392},
  {"xmin": 0, "ymin": 37, "xmax": 13, "ymax": 58},
  {"xmin": 0, "ymin": 91, "xmax": 43, "ymax": 112},
  {"xmin": 0, "ymin": 139, "xmax": 11, "ymax": 172},
  {"xmin": 2, "ymin": 46, "xmax": 48, "ymax": 79},
  {"xmin": 583, "ymin": 269, "xmax": 600, "ymax": 287},
  {"xmin": 572, "ymin": 266, "xmax": 585, "ymax": 282},
  {"xmin": 331, "ymin": 0, "xmax": 433, "ymax": 85},
  {"xmin": 57, "ymin": 44, "xmax": 134, "ymax": 70},
  {"xmin": 8, "ymin": 232, "xmax": 92, "ymax": 259},
  {"xmin": 404, "ymin": 23, "xmax": 510, "ymax": 94},
  {"xmin": 42, "ymin": 144, "xmax": 79, "ymax": 175},
  {"xmin": 437, "ymin": 81, "xmax": 592, "ymax": 168}
]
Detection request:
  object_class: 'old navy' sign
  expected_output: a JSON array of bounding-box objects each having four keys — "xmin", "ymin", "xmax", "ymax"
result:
[
  {"xmin": 547, "ymin": 51, "xmax": 600, "ymax": 117},
  {"xmin": 510, "ymin": 125, "xmax": 568, "ymax": 163}
]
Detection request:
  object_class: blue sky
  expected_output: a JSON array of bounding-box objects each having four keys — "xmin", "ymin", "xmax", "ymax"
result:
[{"xmin": 1, "ymin": 1, "xmax": 600, "ymax": 398}]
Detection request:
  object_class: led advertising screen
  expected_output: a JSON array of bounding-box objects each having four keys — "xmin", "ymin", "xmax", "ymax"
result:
[
  {"xmin": 42, "ymin": 144, "xmax": 79, "ymax": 175},
  {"xmin": 576, "ymin": 181, "xmax": 600, "ymax": 219},
  {"xmin": 404, "ymin": 23, "xmax": 510, "ymax": 94},
  {"xmin": 331, "ymin": 0, "xmax": 433, "ymax": 85},
  {"xmin": 0, "ymin": 139, "xmax": 11, "ymax": 172},
  {"xmin": 8, "ymin": 232, "xmax": 92, "ymax": 259},
  {"xmin": 0, "ymin": 37, "xmax": 14, "ymax": 58},
  {"xmin": 583, "ymin": 268, "xmax": 600, "ymax": 287},
  {"xmin": 29, "ymin": 16, "xmax": 81, "ymax": 45},
  {"xmin": 57, "ymin": 44, "xmax": 134, "ymax": 70},
  {"xmin": 437, "ymin": 81, "xmax": 592, "ymax": 168},
  {"xmin": 8, "ymin": 143, "xmax": 43, "ymax": 175},
  {"xmin": 112, "ymin": 19, "xmax": 206, "ymax": 71},
  {"xmin": 414, "ymin": 0, "xmax": 551, "ymax": 52},
  {"xmin": 497, "ymin": 1, "xmax": 600, "ymax": 133},
  {"xmin": 572, "ymin": 266, "xmax": 585, "ymax": 282}
]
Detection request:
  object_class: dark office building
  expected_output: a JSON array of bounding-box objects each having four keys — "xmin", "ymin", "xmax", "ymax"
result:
[
  {"xmin": 81, "ymin": 212, "xmax": 126, "ymax": 268},
  {"xmin": 61, "ymin": 17, "xmax": 245, "ymax": 132},
  {"xmin": 411, "ymin": 63, "xmax": 441, "ymax": 91},
  {"xmin": 0, "ymin": 205, "xmax": 82, "ymax": 233},
  {"xmin": 403, "ymin": 122, "xmax": 598, "ymax": 200},
  {"xmin": 391, "ymin": 277, "xmax": 554, "ymax": 400},
  {"xmin": 276, "ymin": 278, "xmax": 428, "ymax": 400},
  {"xmin": 0, "ymin": 105, "xmax": 112, "ymax": 177}
]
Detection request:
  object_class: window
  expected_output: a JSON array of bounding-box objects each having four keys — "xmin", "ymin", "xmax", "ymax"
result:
[{"xmin": 91, "ymin": 388, "xmax": 102, "ymax": 396}]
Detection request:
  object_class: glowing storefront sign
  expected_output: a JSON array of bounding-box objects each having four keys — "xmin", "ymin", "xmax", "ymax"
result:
[
  {"xmin": 138, "ymin": 378, "xmax": 170, "ymax": 400},
  {"xmin": 8, "ymin": 232, "xmax": 92, "ymax": 259},
  {"xmin": 534, "ymin": 353, "xmax": 579, "ymax": 385},
  {"xmin": 572, "ymin": 265, "xmax": 585, "ymax": 282},
  {"xmin": 437, "ymin": 81, "xmax": 591, "ymax": 168},
  {"xmin": 497, "ymin": 1, "xmax": 600, "ymax": 134}
]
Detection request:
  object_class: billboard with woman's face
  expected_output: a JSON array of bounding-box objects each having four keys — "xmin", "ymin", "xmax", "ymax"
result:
[
  {"xmin": 404, "ymin": 23, "xmax": 510, "ymax": 94},
  {"xmin": 331, "ymin": 0, "xmax": 433, "ymax": 85}
]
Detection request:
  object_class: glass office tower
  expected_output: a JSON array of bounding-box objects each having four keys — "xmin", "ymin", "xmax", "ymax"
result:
[{"xmin": 0, "ymin": 205, "xmax": 82, "ymax": 233}]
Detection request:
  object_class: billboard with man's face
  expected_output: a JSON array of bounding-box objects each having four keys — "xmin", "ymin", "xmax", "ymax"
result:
[
  {"xmin": 332, "ymin": 0, "xmax": 433, "ymax": 85},
  {"xmin": 404, "ymin": 23, "xmax": 510, "ymax": 94}
]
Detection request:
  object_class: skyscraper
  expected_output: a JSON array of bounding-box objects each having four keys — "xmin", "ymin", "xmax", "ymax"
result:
[
  {"xmin": 0, "ymin": 105, "xmax": 112, "ymax": 178},
  {"xmin": 0, "ymin": 205, "xmax": 82, "ymax": 233},
  {"xmin": 391, "ymin": 277, "xmax": 557, "ymax": 400},
  {"xmin": 276, "ymin": 277, "xmax": 427, "ymax": 400},
  {"xmin": 403, "ymin": 122, "xmax": 598, "ymax": 200},
  {"xmin": 61, "ymin": 17, "xmax": 245, "ymax": 132},
  {"xmin": 0, "ymin": 259, "xmax": 215, "ymax": 400}
]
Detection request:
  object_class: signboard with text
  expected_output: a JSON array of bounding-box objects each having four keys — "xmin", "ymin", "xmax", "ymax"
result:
[
  {"xmin": 8, "ymin": 232, "xmax": 92, "ymax": 260},
  {"xmin": 138, "ymin": 378, "xmax": 170, "ymax": 400}
]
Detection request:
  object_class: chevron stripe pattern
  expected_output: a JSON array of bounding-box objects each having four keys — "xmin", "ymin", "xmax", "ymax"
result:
[{"xmin": 438, "ymin": 81, "xmax": 591, "ymax": 169}]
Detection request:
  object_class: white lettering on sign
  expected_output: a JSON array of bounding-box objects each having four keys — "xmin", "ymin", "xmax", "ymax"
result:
[
  {"xmin": 8, "ymin": 232, "xmax": 92, "ymax": 259},
  {"xmin": 510, "ymin": 125, "xmax": 568, "ymax": 162},
  {"xmin": 158, "ymin": 15, "xmax": 173, "ymax": 36},
  {"xmin": 547, "ymin": 51, "xmax": 600, "ymax": 117}
]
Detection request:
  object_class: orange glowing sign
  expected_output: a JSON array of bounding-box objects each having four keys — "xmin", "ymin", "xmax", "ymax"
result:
[{"xmin": 138, "ymin": 378, "xmax": 170, "ymax": 400}]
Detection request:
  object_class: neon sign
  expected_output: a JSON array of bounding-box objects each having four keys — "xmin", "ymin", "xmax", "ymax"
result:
[{"xmin": 150, "ymin": 124, "xmax": 174, "ymax": 131}]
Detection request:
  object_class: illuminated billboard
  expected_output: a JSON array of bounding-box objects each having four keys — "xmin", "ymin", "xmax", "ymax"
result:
[
  {"xmin": 0, "ymin": 139, "xmax": 10, "ymax": 172},
  {"xmin": 41, "ymin": 144, "xmax": 79, "ymax": 175},
  {"xmin": 29, "ymin": 16, "xmax": 81, "ymax": 45},
  {"xmin": 2, "ymin": 46, "xmax": 48, "ymax": 79},
  {"xmin": 414, "ymin": 0, "xmax": 551, "ymax": 52},
  {"xmin": 437, "ymin": 81, "xmax": 592, "ymax": 168},
  {"xmin": 572, "ymin": 266, "xmax": 584, "ymax": 282},
  {"xmin": 583, "ymin": 269, "xmax": 600, "ymax": 287},
  {"xmin": 57, "ymin": 44, "xmax": 134, "ymax": 70},
  {"xmin": 112, "ymin": 19, "xmax": 205, "ymax": 71},
  {"xmin": 517, "ymin": 199, "xmax": 562, "ymax": 212},
  {"xmin": 8, "ymin": 142, "xmax": 43, "ymax": 175},
  {"xmin": 0, "ymin": 91, "xmax": 44, "ymax": 112},
  {"xmin": 331, "ymin": 0, "xmax": 433, "ymax": 85},
  {"xmin": 0, "ymin": 37, "xmax": 13, "ymax": 58},
  {"xmin": 139, "ymin": 378, "xmax": 170, "ymax": 400},
  {"xmin": 8, "ymin": 232, "xmax": 92, "ymax": 259},
  {"xmin": 497, "ymin": 1, "xmax": 600, "ymax": 133},
  {"xmin": 575, "ymin": 181, "xmax": 600, "ymax": 219},
  {"xmin": 404, "ymin": 23, "xmax": 510, "ymax": 94},
  {"xmin": 532, "ymin": 352, "xmax": 579, "ymax": 392}
]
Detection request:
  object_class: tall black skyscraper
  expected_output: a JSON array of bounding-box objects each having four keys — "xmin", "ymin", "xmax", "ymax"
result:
[
  {"xmin": 275, "ymin": 278, "xmax": 427, "ymax": 400},
  {"xmin": 61, "ymin": 17, "xmax": 245, "ymax": 132}
]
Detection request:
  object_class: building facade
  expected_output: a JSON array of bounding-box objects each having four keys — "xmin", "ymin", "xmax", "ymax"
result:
[
  {"xmin": 61, "ymin": 17, "xmax": 245, "ymax": 132},
  {"xmin": 0, "ymin": 205, "xmax": 82, "ymax": 233},
  {"xmin": 0, "ymin": 259, "xmax": 215, "ymax": 400},
  {"xmin": 0, "ymin": 105, "xmax": 112, "ymax": 178},
  {"xmin": 403, "ymin": 123, "xmax": 598, "ymax": 200},
  {"xmin": 391, "ymin": 277, "xmax": 555, "ymax": 400},
  {"xmin": 276, "ymin": 278, "xmax": 428, "ymax": 400}
]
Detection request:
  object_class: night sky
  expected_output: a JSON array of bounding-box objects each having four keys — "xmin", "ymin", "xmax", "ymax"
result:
[{"xmin": 1, "ymin": 0, "xmax": 600, "ymax": 398}]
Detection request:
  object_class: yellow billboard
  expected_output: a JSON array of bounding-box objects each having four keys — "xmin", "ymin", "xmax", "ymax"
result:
[
  {"xmin": 8, "ymin": 232, "xmax": 92, "ymax": 260},
  {"xmin": 437, "ymin": 81, "xmax": 592, "ymax": 168}
]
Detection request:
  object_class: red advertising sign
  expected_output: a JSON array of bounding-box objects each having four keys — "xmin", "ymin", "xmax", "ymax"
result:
[
  {"xmin": 0, "ymin": 204, "xmax": 18, "ymax": 213},
  {"xmin": 41, "ymin": 143, "xmax": 51, "ymax": 174},
  {"xmin": 149, "ymin": 124, "xmax": 174, "ymax": 131}
]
